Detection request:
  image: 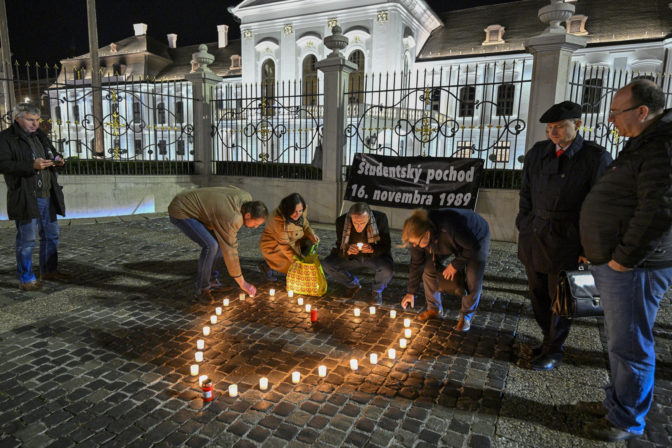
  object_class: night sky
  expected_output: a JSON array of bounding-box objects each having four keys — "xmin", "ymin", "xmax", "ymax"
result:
[{"xmin": 6, "ymin": 0, "xmax": 516, "ymax": 64}]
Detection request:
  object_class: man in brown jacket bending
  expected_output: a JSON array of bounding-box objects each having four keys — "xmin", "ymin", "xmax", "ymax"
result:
[{"xmin": 168, "ymin": 186, "xmax": 268, "ymax": 303}]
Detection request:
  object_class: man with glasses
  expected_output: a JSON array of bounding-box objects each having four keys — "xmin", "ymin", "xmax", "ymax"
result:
[
  {"xmin": 516, "ymin": 101, "xmax": 612, "ymax": 371},
  {"xmin": 0, "ymin": 102, "xmax": 67, "ymax": 291},
  {"xmin": 400, "ymin": 208, "xmax": 490, "ymax": 330},
  {"xmin": 580, "ymin": 79, "xmax": 672, "ymax": 441}
]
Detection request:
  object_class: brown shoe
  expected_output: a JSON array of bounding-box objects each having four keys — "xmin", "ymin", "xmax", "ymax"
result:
[
  {"xmin": 454, "ymin": 316, "xmax": 471, "ymax": 332},
  {"xmin": 193, "ymin": 289, "xmax": 215, "ymax": 304},
  {"xmin": 418, "ymin": 309, "xmax": 442, "ymax": 321},
  {"xmin": 19, "ymin": 280, "xmax": 42, "ymax": 291},
  {"xmin": 40, "ymin": 271, "xmax": 70, "ymax": 282}
]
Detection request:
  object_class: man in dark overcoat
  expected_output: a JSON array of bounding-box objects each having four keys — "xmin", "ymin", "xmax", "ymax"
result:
[
  {"xmin": 0, "ymin": 102, "xmax": 66, "ymax": 291},
  {"xmin": 516, "ymin": 101, "xmax": 612, "ymax": 370}
]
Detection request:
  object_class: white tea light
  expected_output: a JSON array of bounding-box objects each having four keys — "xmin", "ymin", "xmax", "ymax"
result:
[
  {"xmin": 370, "ymin": 353, "xmax": 378, "ymax": 364},
  {"xmin": 403, "ymin": 318, "xmax": 411, "ymax": 328},
  {"xmin": 356, "ymin": 242, "xmax": 363, "ymax": 250},
  {"xmin": 388, "ymin": 348, "xmax": 396, "ymax": 359},
  {"xmin": 292, "ymin": 371, "xmax": 300, "ymax": 383},
  {"xmin": 195, "ymin": 351, "xmax": 204, "ymax": 363},
  {"xmin": 198, "ymin": 375, "xmax": 208, "ymax": 386},
  {"xmin": 354, "ymin": 308, "xmax": 361, "ymax": 317},
  {"xmin": 215, "ymin": 307, "xmax": 222, "ymax": 315},
  {"xmin": 369, "ymin": 306, "xmax": 376, "ymax": 315},
  {"xmin": 305, "ymin": 304, "xmax": 311, "ymax": 312},
  {"xmin": 404, "ymin": 328, "xmax": 412, "ymax": 338},
  {"xmin": 190, "ymin": 364, "xmax": 199, "ymax": 376},
  {"xmin": 202, "ymin": 326, "xmax": 211, "ymax": 336},
  {"xmin": 239, "ymin": 293, "xmax": 245, "ymax": 301},
  {"xmin": 399, "ymin": 338, "xmax": 407, "ymax": 349},
  {"xmin": 288, "ymin": 290, "xmax": 294, "ymax": 298},
  {"xmin": 228, "ymin": 384, "xmax": 238, "ymax": 397},
  {"xmin": 269, "ymin": 289, "xmax": 275, "ymax": 296},
  {"xmin": 297, "ymin": 297, "xmax": 304, "ymax": 306},
  {"xmin": 210, "ymin": 315, "xmax": 217, "ymax": 324},
  {"xmin": 318, "ymin": 365, "xmax": 327, "ymax": 377},
  {"xmin": 196, "ymin": 339, "xmax": 205, "ymax": 350},
  {"xmin": 259, "ymin": 377, "xmax": 269, "ymax": 391},
  {"xmin": 223, "ymin": 298, "xmax": 230, "ymax": 307},
  {"xmin": 350, "ymin": 359, "xmax": 358, "ymax": 371},
  {"xmin": 390, "ymin": 310, "xmax": 396, "ymax": 319}
]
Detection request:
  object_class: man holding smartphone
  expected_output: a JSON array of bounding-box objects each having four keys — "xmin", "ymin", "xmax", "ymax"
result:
[{"xmin": 0, "ymin": 102, "xmax": 67, "ymax": 291}]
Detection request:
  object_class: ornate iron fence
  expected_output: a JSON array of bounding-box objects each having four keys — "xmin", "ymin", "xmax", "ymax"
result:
[
  {"xmin": 567, "ymin": 62, "xmax": 672, "ymax": 160},
  {"xmin": 0, "ymin": 61, "xmax": 195, "ymax": 175},
  {"xmin": 211, "ymin": 80, "xmax": 323, "ymax": 180},
  {"xmin": 343, "ymin": 60, "xmax": 532, "ymax": 189}
]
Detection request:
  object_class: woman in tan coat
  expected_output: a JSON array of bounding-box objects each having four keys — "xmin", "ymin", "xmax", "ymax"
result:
[{"xmin": 259, "ymin": 193, "xmax": 319, "ymax": 281}]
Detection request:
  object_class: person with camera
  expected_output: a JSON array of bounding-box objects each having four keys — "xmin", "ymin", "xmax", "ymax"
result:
[{"xmin": 0, "ymin": 102, "xmax": 67, "ymax": 291}]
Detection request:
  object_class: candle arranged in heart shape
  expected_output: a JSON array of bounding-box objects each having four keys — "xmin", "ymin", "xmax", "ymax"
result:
[
  {"xmin": 354, "ymin": 308, "xmax": 361, "ymax": 317},
  {"xmin": 288, "ymin": 290, "xmax": 294, "ymax": 298},
  {"xmin": 350, "ymin": 359, "xmax": 358, "ymax": 371},
  {"xmin": 203, "ymin": 326, "xmax": 210, "ymax": 336},
  {"xmin": 210, "ymin": 315, "xmax": 217, "ymax": 324},
  {"xmin": 404, "ymin": 328, "xmax": 412, "ymax": 338},
  {"xmin": 195, "ymin": 351, "xmax": 204, "ymax": 363},
  {"xmin": 370, "ymin": 353, "xmax": 378, "ymax": 364},
  {"xmin": 269, "ymin": 289, "xmax": 275, "ymax": 296},
  {"xmin": 196, "ymin": 339, "xmax": 205, "ymax": 350},
  {"xmin": 390, "ymin": 310, "xmax": 396, "ymax": 318},
  {"xmin": 223, "ymin": 298, "xmax": 230, "ymax": 307},
  {"xmin": 388, "ymin": 348, "xmax": 396, "ymax": 359},
  {"xmin": 215, "ymin": 307, "xmax": 222, "ymax": 315},
  {"xmin": 190, "ymin": 364, "xmax": 199, "ymax": 376},
  {"xmin": 229, "ymin": 384, "xmax": 238, "ymax": 397},
  {"xmin": 292, "ymin": 371, "xmax": 300, "ymax": 383},
  {"xmin": 318, "ymin": 365, "xmax": 327, "ymax": 377},
  {"xmin": 259, "ymin": 377, "xmax": 269, "ymax": 391},
  {"xmin": 404, "ymin": 318, "xmax": 411, "ymax": 328},
  {"xmin": 399, "ymin": 338, "xmax": 407, "ymax": 349}
]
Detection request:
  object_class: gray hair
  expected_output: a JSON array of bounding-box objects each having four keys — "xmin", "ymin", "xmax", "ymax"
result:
[
  {"xmin": 13, "ymin": 102, "xmax": 41, "ymax": 119},
  {"xmin": 348, "ymin": 202, "xmax": 371, "ymax": 216}
]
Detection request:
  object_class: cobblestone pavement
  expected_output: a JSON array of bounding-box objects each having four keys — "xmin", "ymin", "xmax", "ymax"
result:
[{"xmin": 0, "ymin": 215, "xmax": 670, "ymax": 448}]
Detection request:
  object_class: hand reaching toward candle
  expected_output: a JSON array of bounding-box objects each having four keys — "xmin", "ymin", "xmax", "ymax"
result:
[
  {"xmin": 236, "ymin": 276, "xmax": 256, "ymax": 297},
  {"xmin": 347, "ymin": 244, "xmax": 359, "ymax": 255},
  {"xmin": 401, "ymin": 293, "xmax": 415, "ymax": 309},
  {"xmin": 360, "ymin": 243, "xmax": 374, "ymax": 254}
]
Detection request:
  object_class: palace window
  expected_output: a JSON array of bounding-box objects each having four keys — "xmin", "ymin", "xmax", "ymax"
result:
[
  {"xmin": 483, "ymin": 25, "xmax": 505, "ymax": 46},
  {"xmin": 496, "ymin": 84, "xmax": 515, "ymax": 116},
  {"xmin": 459, "ymin": 86, "xmax": 476, "ymax": 117},
  {"xmin": 581, "ymin": 78, "xmax": 603, "ymax": 114}
]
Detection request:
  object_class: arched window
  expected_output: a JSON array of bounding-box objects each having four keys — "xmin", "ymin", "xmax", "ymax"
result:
[
  {"xmin": 261, "ymin": 59, "xmax": 275, "ymax": 116},
  {"xmin": 581, "ymin": 78, "xmax": 603, "ymax": 114},
  {"xmin": 348, "ymin": 50, "xmax": 365, "ymax": 104},
  {"xmin": 302, "ymin": 55, "xmax": 318, "ymax": 106}
]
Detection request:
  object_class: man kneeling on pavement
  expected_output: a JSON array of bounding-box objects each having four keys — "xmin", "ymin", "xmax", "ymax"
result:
[{"xmin": 322, "ymin": 202, "xmax": 393, "ymax": 305}]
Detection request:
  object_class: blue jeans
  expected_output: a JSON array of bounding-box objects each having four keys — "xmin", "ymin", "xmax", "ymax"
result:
[
  {"xmin": 170, "ymin": 216, "xmax": 222, "ymax": 293},
  {"xmin": 423, "ymin": 234, "xmax": 490, "ymax": 321},
  {"xmin": 322, "ymin": 253, "xmax": 394, "ymax": 293},
  {"xmin": 15, "ymin": 197, "xmax": 59, "ymax": 283},
  {"xmin": 592, "ymin": 263, "xmax": 672, "ymax": 433}
]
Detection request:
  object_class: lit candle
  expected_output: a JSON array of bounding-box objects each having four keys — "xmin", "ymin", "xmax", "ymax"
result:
[
  {"xmin": 404, "ymin": 328, "xmax": 412, "ymax": 338},
  {"xmin": 305, "ymin": 304, "xmax": 311, "ymax": 312},
  {"xmin": 288, "ymin": 290, "xmax": 294, "ymax": 298},
  {"xmin": 223, "ymin": 298, "xmax": 230, "ymax": 307},
  {"xmin": 297, "ymin": 297, "xmax": 304, "ymax": 306},
  {"xmin": 399, "ymin": 338, "xmax": 407, "ymax": 349},
  {"xmin": 318, "ymin": 365, "xmax": 327, "ymax": 377},
  {"xmin": 190, "ymin": 364, "xmax": 199, "ymax": 376},
  {"xmin": 404, "ymin": 318, "xmax": 411, "ymax": 328},
  {"xmin": 354, "ymin": 308, "xmax": 361, "ymax": 317},
  {"xmin": 196, "ymin": 339, "xmax": 205, "ymax": 350},
  {"xmin": 292, "ymin": 371, "xmax": 300, "ymax": 383},
  {"xmin": 239, "ymin": 293, "xmax": 245, "ymax": 301},
  {"xmin": 198, "ymin": 375, "xmax": 208, "ymax": 386},
  {"xmin": 210, "ymin": 315, "xmax": 217, "ymax": 324},
  {"xmin": 269, "ymin": 289, "xmax": 275, "ymax": 296},
  {"xmin": 356, "ymin": 242, "xmax": 363, "ymax": 250},
  {"xmin": 259, "ymin": 377, "xmax": 269, "ymax": 391},
  {"xmin": 390, "ymin": 310, "xmax": 396, "ymax": 319},
  {"xmin": 369, "ymin": 306, "xmax": 376, "ymax": 315},
  {"xmin": 195, "ymin": 351, "xmax": 204, "ymax": 363},
  {"xmin": 203, "ymin": 326, "xmax": 210, "ymax": 336},
  {"xmin": 370, "ymin": 353, "xmax": 378, "ymax": 364},
  {"xmin": 388, "ymin": 348, "xmax": 396, "ymax": 359},
  {"xmin": 228, "ymin": 384, "xmax": 238, "ymax": 397},
  {"xmin": 350, "ymin": 359, "xmax": 358, "ymax": 371},
  {"xmin": 215, "ymin": 307, "xmax": 222, "ymax": 315}
]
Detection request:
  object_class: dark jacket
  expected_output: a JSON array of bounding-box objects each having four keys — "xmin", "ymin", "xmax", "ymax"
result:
[
  {"xmin": 580, "ymin": 109, "xmax": 672, "ymax": 268},
  {"xmin": 0, "ymin": 123, "xmax": 65, "ymax": 220},
  {"xmin": 517, "ymin": 134, "xmax": 612, "ymax": 273},
  {"xmin": 407, "ymin": 208, "xmax": 489, "ymax": 295},
  {"xmin": 330, "ymin": 210, "xmax": 392, "ymax": 258}
]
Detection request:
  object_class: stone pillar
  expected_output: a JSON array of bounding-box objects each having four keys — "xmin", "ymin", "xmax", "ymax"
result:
[
  {"xmin": 185, "ymin": 45, "xmax": 223, "ymax": 177},
  {"xmin": 317, "ymin": 26, "xmax": 357, "ymax": 214},
  {"xmin": 524, "ymin": 0, "xmax": 587, "ymax": 150}
]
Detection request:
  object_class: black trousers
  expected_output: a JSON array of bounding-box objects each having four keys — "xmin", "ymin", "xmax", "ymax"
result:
[{"xmin": 524, "ymin": 266, "xmax": 571, "ymax": 355}]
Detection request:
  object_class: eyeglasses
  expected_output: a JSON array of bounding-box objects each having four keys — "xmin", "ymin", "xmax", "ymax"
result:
[{"xmin": 608, "ymin": 104, "xmax": 642, "ymax": 118}]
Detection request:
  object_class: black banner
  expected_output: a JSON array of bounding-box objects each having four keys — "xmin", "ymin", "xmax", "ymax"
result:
[{"xmin": 344, "ymin": 154, "xmax": 483, "ymax": 210}]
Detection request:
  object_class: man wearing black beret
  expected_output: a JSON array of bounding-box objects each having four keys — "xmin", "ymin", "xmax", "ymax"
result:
[{"xmin": 516, "ymin": 101, "xmax": 612, "ymax": 370}]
